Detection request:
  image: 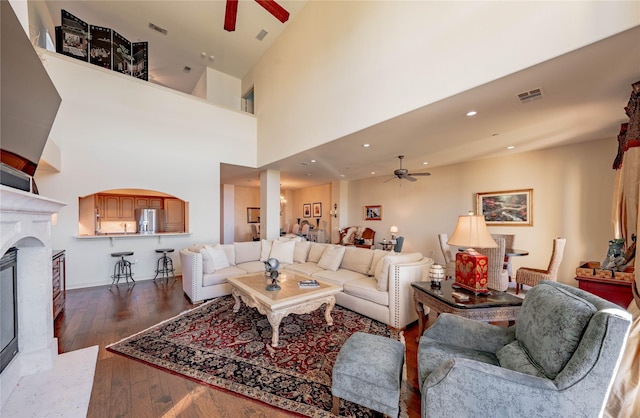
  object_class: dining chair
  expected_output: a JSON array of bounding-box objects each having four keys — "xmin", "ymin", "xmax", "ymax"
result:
[
  {"xmin": 437, "ymin": 233, "xmax": 456, "ymax": 279},
  {"xmin": 283, "ymin": 223, "xmax": 290, "ymax": 234},
  {"xmin": 491, "ymin": 233, "xmax": 515, "ymax": 280},
  {"xmin": 477, "ymin": 237, "xmax": 509, "ymax": 291},
  {"xmin": 250, "ymin": 224, "xmax": 260, "ymax": 241},
  {"xmin": 515, "ymin": 237, "xmax": 567, "ymax": 294},
  {"xmin": 291, "ymin": 224, "xmax": 300, "ymax": 235},
  {"xmin": 299, "ymin": 224, "xmax": 310, "ymax": 239}
]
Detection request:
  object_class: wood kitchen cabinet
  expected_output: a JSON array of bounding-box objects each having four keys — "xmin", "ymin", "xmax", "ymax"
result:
[
  {"xmin": 52, "ymin": 250, "xmax": 65, "ymax": 320},
  {"xmin": 164, "ymin": 198, "xmax": 185, "ymax": 232},
  {"xmin": 100, "ymin": 195, "xmax": 135, "ymax": 220},
  {"xmin": 134, "ymin": 197, "xmax": 163, "ymax": 210}
]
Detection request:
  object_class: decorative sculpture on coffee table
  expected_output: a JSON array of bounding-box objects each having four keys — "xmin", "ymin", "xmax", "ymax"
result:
[{"xmin": 264, "ymin": 258, "xmax": 281, "ymax": 291}]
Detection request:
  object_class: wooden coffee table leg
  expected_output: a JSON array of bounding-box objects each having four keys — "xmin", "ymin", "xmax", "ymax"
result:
[
  {"xmin": 267, "ymin": 312, "xmax": 286, "ymax": 347},
  {"xmin": 231, "ymin": 288, "xmax": 242, "ymax": 312},
  {"xmin": 324, "ymin": 296, "xmax": 336, "ymax": 326}
]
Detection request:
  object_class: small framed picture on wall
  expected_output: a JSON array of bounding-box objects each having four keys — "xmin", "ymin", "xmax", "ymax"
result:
[
  {"xmin": 364, "ymin": 205, "xmax": 382, "ymax": 221},
  {"xmin": 303, "ymin": 203, "xmax": 312, "ymax": 218},
  {"xmin": 313, "ymin": 202, "xmax": 322, "ymax": 217}
]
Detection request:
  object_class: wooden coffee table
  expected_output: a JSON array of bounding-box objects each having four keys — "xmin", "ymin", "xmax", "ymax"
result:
[
  {"xmin": 228, "ymin": 272, "xmax": 341, "ymax": 347},
  {"xmin": 412, "ymin": 279, "xmax": 523, "ymax": 340}
]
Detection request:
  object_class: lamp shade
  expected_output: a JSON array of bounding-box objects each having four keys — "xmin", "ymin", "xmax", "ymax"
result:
[
  {"xmin": 447, "ymin": 213, "xmax": 497, "ymax": 248},
  {"xmin": 389, "ymin": 225, "xmax": 399, "ymax": 234}
]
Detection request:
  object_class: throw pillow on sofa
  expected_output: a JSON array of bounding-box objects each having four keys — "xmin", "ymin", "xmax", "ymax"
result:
[
  {"xmin": 260, "ymin": 239, "xmax": 273, "ymax": 262},
  {"xmin": 221, "ymin": 244, "xmax": 236, "ymax": 266},
  {"xmin": 308, "ymin": 242, "xmax": 328, "ymax": 263},
  {"xmin": 269, "ymin": 239, "xmax": 296, "ymax": 265},
  {"xmin": 201, "ymin": 244, "xmax": 230, "ymax": 274},
  {"xmin": 317, "ymin": 245, "xmax": 347, "ymax": 271},
  {"xmin": 294, "ymin": 241, "xmax": 311, "ymax": 263}
]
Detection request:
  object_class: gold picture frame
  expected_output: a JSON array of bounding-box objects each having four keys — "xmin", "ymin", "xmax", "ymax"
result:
[
  {"xmin": 364, "ymin": 205, "xmax": 382, "ymax": 221},
  {"xmin": 476, "ymin": 189, "xmax": 533, "ymax": 226}
]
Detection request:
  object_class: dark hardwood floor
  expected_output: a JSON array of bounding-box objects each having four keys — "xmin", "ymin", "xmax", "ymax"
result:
[{"xmin": 55, "ymin": 277, "xmax": 425, "ymax": 417}]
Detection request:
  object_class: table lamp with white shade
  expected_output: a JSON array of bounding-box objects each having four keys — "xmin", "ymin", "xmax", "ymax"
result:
[
  {"xmin": 447, "ymin": 212, "xmax": 497, "ymax": 294},
  {"xmin": 390, "ymin": 225, "xmax": 399, "ymax": 243}
]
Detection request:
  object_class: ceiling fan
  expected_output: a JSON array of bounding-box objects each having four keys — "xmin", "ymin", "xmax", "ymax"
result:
[
  {"xmin": 224, "ymin": 0, "xmax": 290, "ymax": 32},
  {"xmin": 385, "ymin": 155, "xmax": 431, "ymax": 182}
]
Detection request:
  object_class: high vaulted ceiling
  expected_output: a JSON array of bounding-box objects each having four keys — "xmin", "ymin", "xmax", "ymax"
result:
[{"xmin": 42, "ymin": 2, "xmax": 640, "ymax": 190}]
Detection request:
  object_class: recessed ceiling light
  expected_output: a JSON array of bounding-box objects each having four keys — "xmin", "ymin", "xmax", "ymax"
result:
[
  {"xmin": 310, "ymin": 159, "xmax": 316, "ymax": 163},
  {"xmin": 340, "ymin": 174, "xmax": 345, "ymax": 177},
  {"xmin": 507, "ymin": 146, "xmax": 515, "ymax": 150},
  {"xmin": 200, "ymin": 52, "xmax": 207, "ymax": 57},
  {"xmin": 306, "ymin": 173, "xmax": 312, "ymax": 176},
  {"xmin": 183, "ymin": 66, "xmax": 191, "ymax": 73},
  {"xmin": 370, "ymin": 171, "xmax": 376, "ymax": 175},
  {"xmin": 362, "ymin": 144, "xmax": 370, "ymax": 148},
  {"xmin": 422, "ymin": 161, "xmax": 429, "ymax": 165},
  {"xmin": 209, "ymin": 55, "xmax": 215, "ymax": 61},
  {"xmin": 466, "ymin": 111, "xmax": 477, "ymax": 117}
]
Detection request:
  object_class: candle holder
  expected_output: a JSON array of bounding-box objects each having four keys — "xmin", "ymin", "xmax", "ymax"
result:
[{"xmin": 429, "ymin": 264, "xmax": 445, "ymax": 288}]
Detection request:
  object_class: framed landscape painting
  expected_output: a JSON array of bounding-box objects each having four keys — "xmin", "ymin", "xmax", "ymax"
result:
[{"xmin": 477, "ymin": 189, "xmax": 533, "ymax": 226}]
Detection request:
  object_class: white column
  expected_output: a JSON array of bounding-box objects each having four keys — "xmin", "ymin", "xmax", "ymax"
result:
[{"xmin": 260, "ymin": 170, "xmax": 281, "ymax": 241}]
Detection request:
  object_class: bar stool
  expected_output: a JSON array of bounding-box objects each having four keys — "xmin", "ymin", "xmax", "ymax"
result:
[
  {"xmin": 110, "ymin": 251, "xmax": 135, "ymax": 288},
  {"xmin": 154, "ymin": 248, "xmax": 175, "ymax": 283}
]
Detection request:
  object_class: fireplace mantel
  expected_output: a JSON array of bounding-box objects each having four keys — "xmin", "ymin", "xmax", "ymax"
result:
[{"xmin": 0, "ymin": 185, "xmax": 66, "ymax": 408}]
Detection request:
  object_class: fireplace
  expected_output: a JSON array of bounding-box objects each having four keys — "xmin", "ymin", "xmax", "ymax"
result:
[
  {"xmin": 0, "ymin": 186, "xmax": 65, "ymax": 408},
  {"xmin": 0, "ymin": 248, "xmax": 18, "ymax": 373}
]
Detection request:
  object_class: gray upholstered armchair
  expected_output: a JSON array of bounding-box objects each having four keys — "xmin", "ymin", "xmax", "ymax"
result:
[{"xmin": 417, "ymin": 280, "xmax": 632, "ymax": 417}]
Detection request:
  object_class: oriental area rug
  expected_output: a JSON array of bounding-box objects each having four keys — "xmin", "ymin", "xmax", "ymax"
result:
[{"xmin": 107, "ymin": 295, "xmax": 404, "ymax": 417}]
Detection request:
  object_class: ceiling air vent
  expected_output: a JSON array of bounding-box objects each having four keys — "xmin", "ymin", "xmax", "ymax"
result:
[
  {"xmin": 517, "ymin": 88, "xmax": 543, "ymax": 104},
  {"xmin": 149, "ymin": 22, "xmax": 168, "ymax": 35}
]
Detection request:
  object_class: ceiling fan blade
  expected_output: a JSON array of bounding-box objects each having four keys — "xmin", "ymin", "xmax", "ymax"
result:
[
  {"xmin": 224, "ymin": 0, "xmax": 239, "ymax": 31},
  {"xmin": 404, "ymin": 176, "xmax": 418, "ymax": 182},
  {"xmin": 408, "ymin": 172, "xmax": 431, "ymax": 176},
  {"xmin": 383, "ymin": 176, "xmax": 398, "ymax": 183},
  {"xmin": 255, "ymin": 0, "xmax": 290, "ymax": 23}
]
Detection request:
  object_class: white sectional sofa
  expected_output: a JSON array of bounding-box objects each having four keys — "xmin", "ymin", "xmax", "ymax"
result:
[{"xmin": 180, "ymin": 238, "xmax": 432, "ymax": 329}]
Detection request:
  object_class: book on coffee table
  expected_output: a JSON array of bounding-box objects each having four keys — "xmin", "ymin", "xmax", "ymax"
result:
[{"xmin": 298, "ymin": 279, "xmax": 320, "ymax": 288}]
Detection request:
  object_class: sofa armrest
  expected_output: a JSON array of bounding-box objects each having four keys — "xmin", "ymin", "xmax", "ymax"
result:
[
  {"xmin": 422, "ymin": 313, "xmax": 515, "ymax": 353},
  {"xmin": 387, "ymin": 257, "xmax": 433, "ymax": 329},
  {"xmin": 179, "ymin": 248, "xmax": 203, "ymax": 303}
]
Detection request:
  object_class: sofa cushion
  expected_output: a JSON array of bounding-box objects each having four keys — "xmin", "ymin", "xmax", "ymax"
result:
[
  {"xmin": 516, "ymin": 283, "xmax": 597, "ymax": 379},
  {"xmin": 368, "ymin": 249, "xmax": 389, "ymax": 276},
  {"xmin": 343, "ymin": 277, "xmax": 389, "ymax": 306},
  {"xmin": 283, "ymin": 261, "xmax": 325, "ymax": 277},
  {"xmin": 308, "ymin": 243, "xmax": 328, "ymax": 263},
  {"xmin": 341, "ymin": 247, "xmax": 374, "ymax": 275},
  {"xmin": 221, "ymin": 244, "xmax": 236, "ymax": 266},
  {"xmin": 376, "ymin": 252, "xmax": 422, "ymax": 292},
  {"xmin": 234, "ymin": 241, "xmax": 262, "ymax": 264},
  {"xmin": 203, "ymin": 266, "xmax": 246, "ymax": 286},
  {"xmin": 294, "ymin": 241, "xmax": 311, "ymax": 263},
  {"xmin": 374, "ymin": 251, "xmax": 396, "ymax": 278},
  {"xmin": 236, "ymin": 260, "xmax": 266, "ymax": 274},
  {"xmin": 269, "ymin": 239, "xmax": 296, "ymax": 264},
  {"xmin": 260, "ymin": 239, "xmax": 273, "ymax": 262},
  {"xmin": 496, "ymin": 341, "xmax": 547, "ymax": 379},
  {"xmin": 317, "ymin": 245, "xmax": 347, "ymax": 271},
  {"xmin": 311, "ymin": 268, "xmax": 367, "ymax": 287},
  {"xmin": 201, "ymin": 244, "xmax": 230, "ymax": 274}
]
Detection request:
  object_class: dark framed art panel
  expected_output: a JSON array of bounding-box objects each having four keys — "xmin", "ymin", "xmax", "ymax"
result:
[
  {"xmin": 476, "ymin": 189, "xmax": 533, "ymax": 226},
  {"xmin": 313, "ymin": 202, "xmax": 322, "ymax": 217},
  {"xmin": 303, "ymin": 203, "xmax": 311, "ymax": 218}
]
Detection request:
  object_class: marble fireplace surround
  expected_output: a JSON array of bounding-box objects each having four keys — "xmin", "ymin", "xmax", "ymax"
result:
[{"xmin": 0, "ymin": 185, "xmax": 65, "ymax": 407}]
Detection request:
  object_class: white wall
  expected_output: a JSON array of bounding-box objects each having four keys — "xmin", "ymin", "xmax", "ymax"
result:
[
  {"xmin": 35, "ymin": 51, "xmax": 257, "ymax": 289},
  {"xmin": 244, "ymin": 1, "xmax": 639, "ymax": 166},
  {"xmin": 347, "ymin": 138, "xmax": 617, "ymax": 288}
]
